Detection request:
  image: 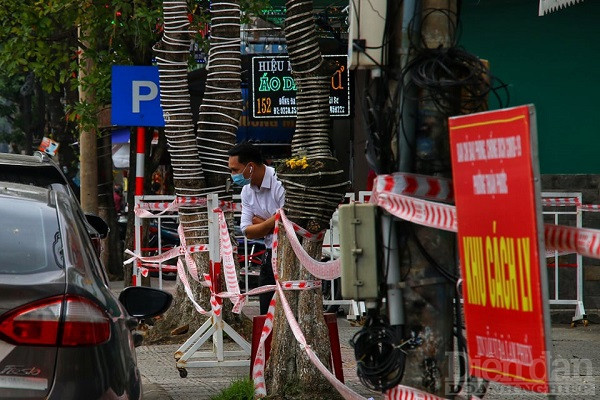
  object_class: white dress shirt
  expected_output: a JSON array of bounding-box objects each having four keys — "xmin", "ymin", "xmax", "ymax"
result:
[{"xmin": 240, "ymin": 166, "xmax": 285, "ymax": 249}]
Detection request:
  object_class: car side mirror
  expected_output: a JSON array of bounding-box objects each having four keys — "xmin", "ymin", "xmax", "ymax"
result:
[
  {"xmin": 86, "ymin": 213, "xmax": 109, "ymax": 239},
  {"xmin": 118, "ymin": 286, "xmax": 173, "ymax": 319}
]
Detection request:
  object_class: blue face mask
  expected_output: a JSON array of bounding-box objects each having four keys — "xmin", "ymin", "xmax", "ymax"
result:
[{"xmin": 231, "ymin": 164, "xmax": 251, "ymax": 186}]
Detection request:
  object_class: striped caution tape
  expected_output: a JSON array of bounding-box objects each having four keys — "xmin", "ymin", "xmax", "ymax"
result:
[
  {"xmin": 253, "ymin": 212, "xmax": 335, "ymax": 397},
  {"xmin": 544, "ymin": 223, "xmax": 600, "ymax": 260},
  {"xmin": 177, "ymin": 224, "xmax": 200, "ymax": 282},
  {"xmin": 215, "ymin": 208, "xmax": 243, "ymax": 312},
  {"xmin": 579, "ymin": 204, "xmax": 600, "ymax": 212},
  {"xmin": 123, "ymin": 244, "xmax": 208, "ymax": 266},
  {"xmin": 371, "ymin": 187, "xmax": 600, "ymax": 259},
  {"xmin": 279, "ymin": 209, "xmax": 341, "ymax": 280},
  {"xmin": 541, "ymin": 198, "xmax": 600, "ymax": 212},
  {"xmin": 541, "ymin": 197, "xmax": 581, "ymax": 207},
  {"xmin": 134, "ymin": 197, "xmax": 240, "ymax": 218},
  {"xmin": 252, "ymin": 212, "xmax": 469, "ymax": 400},
  {"xmin": 375, "ymin": 191, "xmax": 458, "ymax": 232},
  {"xmin": 385, "ymin": 385, "xmax": 454, "ymax": 400},
  {"xmin": 374, "ymin": 172, "xmax": 454, "ymax": 203},
  {"xmin": 229, "ymin": 206, "xmax": 483, "ymax": 399}
]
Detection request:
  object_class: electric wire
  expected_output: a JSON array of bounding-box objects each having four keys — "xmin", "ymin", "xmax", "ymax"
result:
[{"xmin": 350, "ymin": 313, "xmax": 406, "ymax": 392}]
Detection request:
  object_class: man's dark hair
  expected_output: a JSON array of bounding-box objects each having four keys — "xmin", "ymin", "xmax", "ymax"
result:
[{"xmin": 228, "ymin": 143, "xmax": 263, "ymax": 165}]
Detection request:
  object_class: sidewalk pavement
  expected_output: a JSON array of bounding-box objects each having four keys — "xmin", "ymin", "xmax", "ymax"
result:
[
  {"xmin": 112, "ymin": 280, "xmax": 600, "ymax": 399},
  {"xmin": 137, "ymin": 313, "xmax": 383, "ymax": 400}
]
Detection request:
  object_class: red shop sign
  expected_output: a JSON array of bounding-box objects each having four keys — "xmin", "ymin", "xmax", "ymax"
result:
[{"xmin": 449, "ymin": 105, "xmax": 552, "ymax": 393}]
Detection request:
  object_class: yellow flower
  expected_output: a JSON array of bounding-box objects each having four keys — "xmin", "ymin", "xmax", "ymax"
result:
[{"xmin": 286, "ymin": 157, "xmax": 309, "ymax": 169}]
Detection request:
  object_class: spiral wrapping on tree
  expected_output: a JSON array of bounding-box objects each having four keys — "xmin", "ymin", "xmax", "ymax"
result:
[
  {"xmin": 154, "ymin": 1, "xmax": 241, "ymax": 242},
  {"xmin": 279, "ymin": 0, "xmax": 348, "ymax": 232}
]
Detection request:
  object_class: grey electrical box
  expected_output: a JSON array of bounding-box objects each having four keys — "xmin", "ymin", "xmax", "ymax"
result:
[{"xmin": 339, "ymin": 203, "xmax": 380, "ymax": 301}]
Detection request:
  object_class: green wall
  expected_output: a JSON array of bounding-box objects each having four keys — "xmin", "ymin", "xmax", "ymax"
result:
[{"xmin": 460, "ymin": 0, "xmax": 600, "ymax": 173}]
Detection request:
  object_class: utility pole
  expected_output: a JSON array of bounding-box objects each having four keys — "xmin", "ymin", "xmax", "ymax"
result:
[{"xmin": 390, "ymin": 0, "xmax": 458, "ymax": 396}]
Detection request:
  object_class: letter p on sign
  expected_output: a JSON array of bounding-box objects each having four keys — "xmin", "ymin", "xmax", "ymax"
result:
[
  {"xmin": 111, "ymin": 65, "xmax": 165, "ymax": 127},
  {"xmin": 132, "ymin": 81, "xmax": 158, "ymax": 113}
]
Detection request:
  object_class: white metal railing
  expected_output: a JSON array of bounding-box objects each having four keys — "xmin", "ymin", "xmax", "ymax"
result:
[
  {"xmin": 542, "ymin": 192, "xmax": 586, "ymax": 323},
  {"xmin": 133, "ymin": 193, "xmax": 364, "ymax": 316}
]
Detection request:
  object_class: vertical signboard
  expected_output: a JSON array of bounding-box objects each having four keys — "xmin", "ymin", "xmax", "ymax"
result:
[
  {"xmin": 111, "ymin": 65, "xmax": 165, "ymax": 127},
  {"xmin": 449, "ymin": 105, "xmax": 552, "ymax": 393},
  {"xmin": 251, "ymin": 55, "xmax": 350, "ymax": 119}
]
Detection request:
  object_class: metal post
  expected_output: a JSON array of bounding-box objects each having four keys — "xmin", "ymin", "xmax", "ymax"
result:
[
  {"xmin": 382, "ymin": 215, "xmax": 404, "ymax": 326},
  {"xmin": 134, "ymin": 195, "xmax": 141, "ymax": 287},
  {"xmin": 244, "ymin": 236, "xmax": 249, "ymax": 294},
  {"xmin": 133, "ymin": 126, "xmax": 145, "ymax": 286},
  {"xmin": 207, "ymin": 193, "xmax": 223, "ymax": 361},
  {"xmin": 397, "ymin": 0, "xmax": 419, "ymax": 173},
  {"xmin": 158, "ymin": 216, "xmax": 163, "ymax": 290}
]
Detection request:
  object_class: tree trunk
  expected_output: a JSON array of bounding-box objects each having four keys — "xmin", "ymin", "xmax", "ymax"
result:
[
  {"xmin": 147, "ymin": 0, "xmax": 245, "ymax": 341},
  {"xmin": 97, "ymin": 130, "xmax": 123, "ymax": 279},
  {"xmin": 194, "ymin": 0, "xmax": 244, "ymax": 326},
  {"xmin": 21, "ymin": 89, "xmax": 33, "ymax": 155},
  {"xmin": 147, "ymin": 0, "xmax": 209, "ymax": 338},
  {"xmin": 78, "ymin": 25, "xmax": 98, "ymax": 214},
  {"xmin": 266, "ymin": 1, "xmax": 347, "ymax": 398},
  {"xmin": 47, "ymin": 88, "xmax": 78, "ymax": 183}
]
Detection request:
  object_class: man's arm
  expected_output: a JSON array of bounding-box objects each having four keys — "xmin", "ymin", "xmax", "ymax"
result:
[
  {"xmin": 245, "ymin": 215, "xmax": 276, "ymax": 239},
  {"xmin": 239, "ymin": 188, "xmax": 253, "ymax": 236}
]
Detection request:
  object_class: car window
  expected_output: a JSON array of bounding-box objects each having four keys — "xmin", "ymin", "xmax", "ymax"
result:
[
  {"xmin": 0, "ymin": 197, "xmax": 64, "ymax": 274},
  {"xmin": 0, "ymin": 165, "xmax": 67, "ymax": 188},
  {"xmin": 59, "ymin": 197, "xmax": 109, "ymax": 287}
]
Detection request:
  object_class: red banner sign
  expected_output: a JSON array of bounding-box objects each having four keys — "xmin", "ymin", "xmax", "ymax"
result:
[{"xmin": 449, "ymin": 105, "xmax": 552, "ymax": 393}]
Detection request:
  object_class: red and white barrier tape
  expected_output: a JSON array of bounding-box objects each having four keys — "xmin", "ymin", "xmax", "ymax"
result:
[
  {"xmin": 544, "ymin": 223, "xmax": 600, "ymax": 260},
  {"xmin": 374, "ymin": 191, "xmax": 458, "ymax": 232},
  {"xmin": 541, "ymin": 198, "xmax": 600, "ymax": 212},
  {"xmin": 371, "ymin": 187, "xmax": 600, "ymax": 260},
  {"xmin": 134, "ymin": 197, "xmax": 240, "ymax": 218},
  {"xmin": 177, "ymin": 224, "xmax": 201, "ymax": 282},
  {"xmin": 250, "ymin": 208, "xmax": 342, "ymax": 393},
  {"xmin": 252, "ymin": 212, "xmax": 459, "ymax": 400},
  {"xmin": 541, "ymin": 197, "xmax": 581, "ymax": 207},
  {"xmin": 580, "ymin": 204, "xmax": 600, "ymax": 212},
  {"xmin": 374, "ymin": 172, "xmax": 454, "ymax": 203},
  {"xmin": 252, "ymin": 212, "xmax": 362, "ymax": 399},
  {"xmin": 279, "ymin": 209, "xmax": 341, "ymax": 280},
  {"xmin": 385, "ymin": 385, "xmax": 450, "ymax": 400},
  {"xmin": 216, "ymin": 208, "xmax": 244, "ymax": 312},
  {"xmin": 123, "ymin": 244, "xmax": 208, "ymax": 266},
  {"xmin": 252, "ymin": 212, "xmax": 282, "ymax": 396}
]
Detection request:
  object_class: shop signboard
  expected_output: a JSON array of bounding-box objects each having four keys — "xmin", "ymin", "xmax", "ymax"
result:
[{"xmin": 251, "ymin": 55, "xmax": 350, "ymax": 119}]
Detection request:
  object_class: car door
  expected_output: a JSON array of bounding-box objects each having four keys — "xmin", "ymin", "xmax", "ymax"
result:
[
  {"xmin": 0, "ymin": 187, "xmax": 66, "ymax": 399},
  {"xmin": 50, "ymin": 192, "xmax": 141, "ymax": 400}
]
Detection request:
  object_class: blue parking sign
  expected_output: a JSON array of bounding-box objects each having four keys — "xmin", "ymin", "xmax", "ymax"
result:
[{"xmin": 111, "ymin": 66, "xmax": 165, "ymax": 127}]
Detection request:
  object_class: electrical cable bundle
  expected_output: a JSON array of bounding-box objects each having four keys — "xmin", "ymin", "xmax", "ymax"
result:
[
  {"xmin": 402, "ymin": 46, "xmax": 510, "ymax": 116},
  {"xmin": 350, "ymin": 314, "xmax": 406, "ymax": 392}
]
